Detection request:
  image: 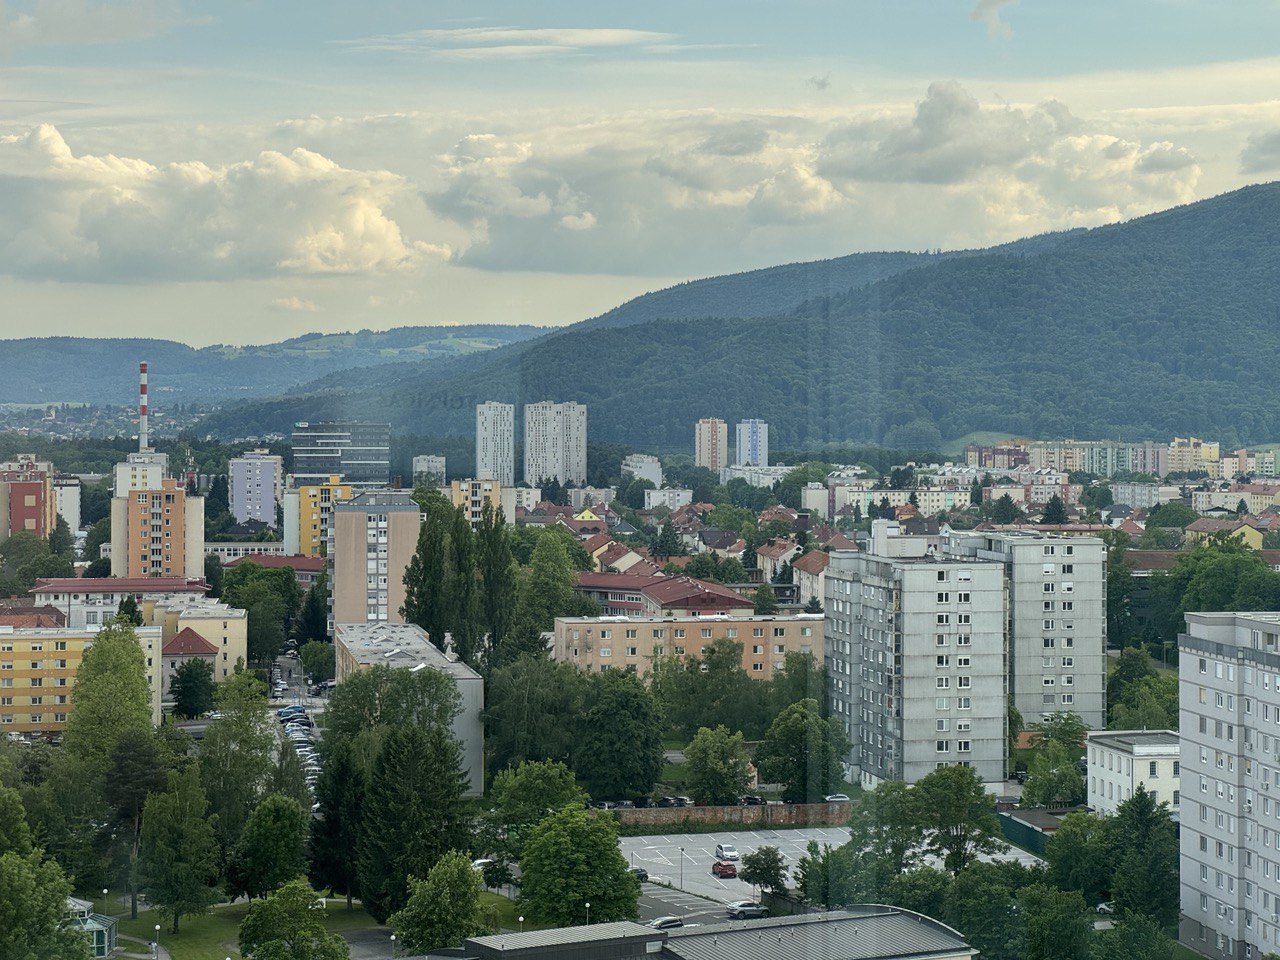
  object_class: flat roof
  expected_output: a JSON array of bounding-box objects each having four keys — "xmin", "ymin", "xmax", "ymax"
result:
[
  {"xmin": 1088, "ymin": 730, "xmax": 1179, "ymax": 750},
  {"xmin": 468, "ymin": 921, "xmax": 657, "ymax": 952},
  {"xmin": 32, "ymin": 578, "xmax": 210, "ymax": 595},
  {"xmin": 334, "ymin": 623, "xmax": 480, "ymax": 681}
]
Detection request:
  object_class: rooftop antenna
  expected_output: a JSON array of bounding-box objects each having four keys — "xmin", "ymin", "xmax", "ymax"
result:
[{"xmin": 138, "ymin": 361, "xmax": 149, "ymax": 452}]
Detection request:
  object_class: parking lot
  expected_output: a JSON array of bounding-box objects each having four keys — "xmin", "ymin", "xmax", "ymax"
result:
[{"xmin": 620, "ymin": 826, "xmax": 1044, "ymax": 906}]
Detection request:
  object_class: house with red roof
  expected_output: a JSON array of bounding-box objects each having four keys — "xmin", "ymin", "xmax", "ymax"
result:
[
  {"xmin": 160, "ymin": 626, "xmax": 220, "ymax": 698},
  {"xmin": 224, "ymin": 553, "xmax": 326, "ymax": 589},
  {"xmin": 755, "ymin": 537, "xmax": 801, "ymax": 582},
  {"xmin": 791, "ymin": 550, "xmax": 830, "ymax": 607}
]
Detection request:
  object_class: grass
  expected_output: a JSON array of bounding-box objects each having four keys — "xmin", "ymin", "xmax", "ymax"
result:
[
  {"xmin": 481, "ymin": 892, "xmax": 552, "ymax": 933},
  {"xmin": 103, "ymin": 899, "xmax": 379, "ymax": 960},
  {"xmin": 1173, "ymin": 944, "xmax": 1209, "ymax": 960}
]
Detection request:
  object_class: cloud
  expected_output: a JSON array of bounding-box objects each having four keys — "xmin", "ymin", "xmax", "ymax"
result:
[
  {"xmin": 270, "ymin": 296, "xmax": 318, "ymax": 312},
  {"xmin": 971, "ymin": 0, "xmax": 1017, "ymax": 39},
  {"xmin": 0, "ymin": 0, "xmax": 180, "ymax": 47},
  {"xmin": 1240, "ymin": 128, "xmax": 1280, "ymax": 172},
  {"xmin": 344, "ymin": 26, "xmax": 676, "ymax": 60},
  {"xmin": 0, "ymin": 124, "xmax": 450, "ymax": 282},
  {"xmin": 807, "ymin": 74, "xmax": 831, "ymax": 91}
]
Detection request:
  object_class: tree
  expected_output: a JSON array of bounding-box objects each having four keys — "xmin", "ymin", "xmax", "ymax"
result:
[
  {"xmin": 0, "ymin": 850, "xmax": 93, "ymax": 960},
  {"xmin": 323, "ymin": 663, "xmax": 460, "ymax": 745},
  {"xmin": 1045, "ymin": 811, "xmax": 1111, "ymax": 906},
  {"xmin": 1018, "ymin": 883, "xmax": 1091, "ymax": 960},
  {"xmin": 488, "ymin": 760, "xmax": 587, "ymax": 859},
  {"xmin": 511, "ymin": 531, "xmax": 594, "ymax": 649},
  {"xmin": 446, "ymin": 506, "xmax": 483, "ymax": 666},
  {"xmin": 769, "ymin": 652, "xmax": 828, "ymax": 719},
  {"xmin": 199, "ymin": 672, "xmax": 276, "ymax": 861},
  {"xmin": 83, "ymin": 517, "xmax": 111, "ymax": 565},
  {"xmin": 885, "ymin": 868, "xmax": 952, "ymax": 921},
  {"xmin": 803, "ymin": 595, "xmax": 823, "ymax": 613},
  {"xmin": 204, "ymin": 553, "xmax": 224, "ymax": 598},
  {"xmin": 61, "ymin": 618, "xmax": 153, "ymax": 779},
  {"xmin": 684, "ymin": 725, "xmax": 751, "ymax": 805},
  {"xmin": 911, "ymin": 765, "xmax": 1004, "ymax": 874},
  {"xmin": 116, "ymin": 594, "xmax": 143, "ymax": 625},
  {"xmin": 227, "ymin": 793, "xmax": 308, "ymax": 901},
  {"xmin": 990, "ymin": 494, "xmax": 1021, "ymax": 524},
  {"xmin": 476, "ymin": 499, "xmax": 518, "ymax": 664},
  {"xmin": 653, "ymin": 522, "xmax": 685, "ymax": 557},
  {"xmin": 271, "ymin": 741, "xmax": 312, "ymax": 812},
  {"xmin": 104, "ymin": 729, "xmax": 171, "ymax": 918},
  {"xmin": 1109, "ymin": 786, "xmax": 1178, "ymax": 926},
  {"xmin": 574, "ymin": 670, "xmax": 664, "ymax": 798},
  {"xmin": 48, "ymin": 514, "xmax": 74, "ymax": 559},
  {"xmin": 1040, "ymin": 495, "xmax": 1067, "ymax": 524},
  {"xmin": 1089, "ymin": 913, "xmax": 1176, "ymax": 960},
  {"xmin": 0, "ymin": 786, "xmax": 32, "ymax": 858},
  {"xmin": 390, "ymin": 851, "xmax": 495, "ymax": 952},
  {"xmin": 239, "ymin": 878, "xmax": 350, "ymax": 960},
  {"xmin": 357, "ymin": 724, "xmax": 469, "ymax": 922},
  {"xmin": 944, "ymin": 860, "xmax": 1031, "ymax": 960},
  {"xmin": 739, "ymin": 845, "xmax": 788, "ymax": 895},
  {"xmin": 754, "ymin": 698, "xmax": 847, "ymax": 803},
  {"xmin": 1028, "ymin": 711, "xmax": 1088, "ymax": 751},
  {"xmin": 519, "ymin": 803, "xmax": 639, "ymax": 927},
  {"xmin": 1107, "ymin": 648, "xmax": 1156, "ymax": 714},
  {"xmin": 402, "ymin": 496, "xmax": 453, "ymax": 649},
  {"xmin": 138, "ymin": 766, "xmax": 220, "ymax": 934},
  {"xmin": 1021, "ymin": 742, "xmax": 1086, "ymax": 807},
  {"xmin": 484, "ymin": 655, "xmax": 587, "ymax": 775},
  {"xmin": 169, "ymin": 658, "xmax": 216, "ymax": 719},
  {"xmin": 753, "ymin": 582, "xmax": 779, "ymax": 615},
  {"xmin": 83, "ymin": 557, "xmax": 112, "ymax": 578},
  {"xmin": 309, "ymin": 739, "xmax": 364, "ymax": 909},
  {"xmin": 293, "ymin": 573, "xmax": 328, "ymax": 644},
  {"xmin": 795, "ymin": 840, "xmax": 862, "ymax": 908},
  {"xmin": 845, "ymin": 780, "xmax": 919, "ymax": 891},
  {"xmin": 298, "ymin": 641, "xmax": 335, "ymax": 683},
  {"xmin": 1110, "ymin": 674, "xmax": 1178, "ymax": 730}
]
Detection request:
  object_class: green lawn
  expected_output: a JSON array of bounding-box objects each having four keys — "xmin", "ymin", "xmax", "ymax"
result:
[
  {"xmin": 103, "ymin": 899, "xmax": 379, "ymax": 960},
  {"xmin": 481, "ymin": 892, "xmax": 551, "ymax": 933},
  {"xmin": 1173, "ymin": 943, "xmax": 1208, "ymax": 960}
]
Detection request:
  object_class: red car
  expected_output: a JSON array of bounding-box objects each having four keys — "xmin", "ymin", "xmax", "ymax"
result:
[{"xmin": 712, "ymin": 860, "xmax": 738, "ymax": 879}]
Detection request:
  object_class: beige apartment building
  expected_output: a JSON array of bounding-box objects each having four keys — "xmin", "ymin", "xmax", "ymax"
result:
[
  {"xmin": 694, "ymin": 418, "xmax": 729, "ymax": 473},
  {"xmin": 142, "ymin": 597, "xmax": 249, "ymax": 693},
  {"xmin": 443, "ymin": 479, "xmax": 516, "ymax": 528},
  {"xmin": 109, "ymin": 478, "xmax": 205, "ymax": 579},
  {"xmin": 552, "ymin": 614, "xmax": 823, "ymax": 678},
  {"xmin": 330, "ymin": 491, "xmax": 421, "ymax": 625}
]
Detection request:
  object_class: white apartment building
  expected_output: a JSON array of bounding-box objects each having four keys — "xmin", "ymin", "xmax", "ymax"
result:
[
  {"xmin": 1111, "ymin": 482, "xmax": 1182, "ymax": 510},
  {"xmin": 1086, "ymin": 729, "xmax": 1180, "ymax": 816},
  {"xmin": 695, "ymin": 418, "xmax": 729, "ymax": 473},
  {"xmin": 476, "ymin": 402, "xmax": 515, "ymax": 486},
  {"xmin": 826, "ymin": 521, "xmax": 1008, "ymax": 787},
  {"xmin": 1178, "ymin": 611, "xmax": 1280, "ymax": 959},
  {"xmin": 621, "ymin": 454, "xmax": 663, "ymax": 488},
  {"xmin": 52, "ymin": 477, "xmax": 81, "ymax": 532},
  {"xmin": 113, "ymin": 452, "xmax": 168, "ymax": 495},
  {"xmin": 736, "ymin": 420, "xmax": 769, "ymax": 468},
  {"xmin": 412, "ymin": 455, "xmax": 446, "ymax": 486},
  {"xmin": 944, "ymin": 530, "xmax": 1106, "ymax": 730},
  {"xmin": 719, "ymin": 463, "xmax": 791, "ymax": 488},
  {"xmin": 523, "ymin": 401, "xmax": 587, "ymax": 486},
  {"xmin": 229, "ymin": 449, "xmax": 283, "ymax": 527},
  {"xmin": 644, "ymin": 487, "xmax": 693, "ymax": 511}
]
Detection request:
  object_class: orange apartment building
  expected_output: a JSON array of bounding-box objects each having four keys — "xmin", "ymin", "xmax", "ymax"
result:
[{"xmin": 109, "ymin": 478, "xmax": 205, "ymax": 579}]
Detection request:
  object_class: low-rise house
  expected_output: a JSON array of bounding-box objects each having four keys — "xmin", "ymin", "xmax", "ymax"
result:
[
  {"xmin": 755, "ymin": 537, "xmax": 800, "ymax": 582},
  {"xmin": 30, "ymin": 577, "xmax": 210, "ymax": 631},
  {"xmin": 224, "ymin": 553, "xmax": 326, "ymax": 589},
  {"xmin": 1184, "ymin": 517, "xmax": 1263, "ymax": 549},
  {"xmin": 1086, "ymin": 729, "xmax": 1180, "ymax": 817},
  {"xmin": 791, "ymin": 549, "xmax": 829, "ymax": 607}
]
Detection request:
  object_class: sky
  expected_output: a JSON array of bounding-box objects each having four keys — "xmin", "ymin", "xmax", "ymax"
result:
[{"xmin": 1, "ymin": 0, "xmax": 1279, "ymax": 346}]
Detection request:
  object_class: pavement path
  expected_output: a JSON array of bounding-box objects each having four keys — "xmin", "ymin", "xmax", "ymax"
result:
[{"xmin": 117, "ymin": 933, "xmax": 172, "ymax": 960}]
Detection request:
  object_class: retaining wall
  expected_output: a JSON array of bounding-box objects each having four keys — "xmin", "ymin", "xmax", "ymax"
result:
[{"xmin": 615, "ymin": 801, "xmax": 851, "ymax": 830}]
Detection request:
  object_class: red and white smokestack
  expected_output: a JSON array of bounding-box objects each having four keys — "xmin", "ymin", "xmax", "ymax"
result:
[{"xmin": 139, "ymin": 361, "xmax": 149, "ymax": 452}]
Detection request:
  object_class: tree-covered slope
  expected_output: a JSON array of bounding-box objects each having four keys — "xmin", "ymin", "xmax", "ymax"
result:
[{"xmin": 199, "ymin": 183, "xmax": 1280, "ymax": 448}]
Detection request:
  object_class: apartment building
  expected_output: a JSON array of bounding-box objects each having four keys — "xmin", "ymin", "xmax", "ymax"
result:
[
  {"xmin": 944, "ymin": 530, "xmax": 1106, "ymax": 730},
  {"xmin": 109, "ymin": 478, "xmax": 205, "ymax": 579},
  {"xmin": 645, "ymin": 487, "xmax": 693, "ymax": 511},
  {"xmin": 412, "ymin": 455, "xmax": 446, "ymax": 487},
  {"xmin": 1086, "ymin": 729, "xmax": 1180, "ymax": 816},
  {"xmin": 145, "ymin": 596, "xmax": 248, "ymax": 691},
  {"xmin": 476, "ymin": 402, "xmax": 515, "ymax": 486},
  {"xmin": 291, "ymin": 421, "xmax": 390, "ymax": 490},
  {"xmin": 736, "ymin": 420, "xmax": 769, "ymax": 468},
  {"xmin": 52, "ymin": 477, "xmax": 80, "ymax": 532},
  {"xmin": 552, "ymin": 614, "xmax": 822, "ymax": 678},
  {"xmin": 1177, "ymin": 611, "xmax": 1280, "ymax": 959},
  {"xmin": 0, "ymin": 456, "xmax": 56, "ymax": 542},
  {"xmin": 1112, "ymin": 482, "xmax": 1182, "ymax": 510},
  {"xmin": 826, "ymin": 522, "xmax": 1008, "ymax": 786},
  {"xmin": 694, "ymin": 418, "xmax": 729, "ymax": 473},
  {"xmin": 1169, "ymin": 437, "xmax": 1222, "ymax": 477},
  {"xmin": 30, "ymin": 577, "xmax": 209, "ymax": 631},
  {"xmin": 112, "ymin": 451, "xmax": 168, "ymax": 495},
  {"xmin": 228, "ymin": 449, "xmax": 283, "ymax": 527},
  {"xmin": 1193, "ymin": 484, "xmax": 1280, "ymax": 516},
  {"xmin": 282, "ymin": 475, "xmax": 354, "ymax": 557},
  {"xmin": 334, "ymin": 622, "xmax": 483, "ymax": 795},
  {"xmin": 524, "ymin": 401, "xmax": 587, "ymax": 486},
  {"xmin": 444, "ymin": 479, "xmax": 516, "ymax": 528},
  {"xmin": 621, "ymin": 454, "xmax": 663, "ymax": 488},
  {"xmin": 330, "ymin": 490, "xmax": 421, "ymax": 626}
]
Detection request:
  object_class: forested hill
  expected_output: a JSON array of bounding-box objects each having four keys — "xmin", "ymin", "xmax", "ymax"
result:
[
  {"xmin": 0, "ymin": 325, "xmax": 545, "ymax": 405},
  {"xmin": 199, "ymin": 183, "xmax": 1280, "ymax": 449}
]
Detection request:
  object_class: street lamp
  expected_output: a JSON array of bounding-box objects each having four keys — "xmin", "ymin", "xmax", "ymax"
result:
[
  {"xmin": 518, "ymin": 916, "xmax": 524, "ymax": 933},
  {"xmin": 154, "ymin": 924, "xmax": 161, "ymax": 959},
  {"xmin": 679, "ymin": 847, "xmax": 684, "ymax": 890},
  {"xmin": 390, "ymin": 933, "xmax": 396, "ymax": 958},
  {"xmin": 585, "ymin": 902, "xmax": 591, "ymax": 926}
]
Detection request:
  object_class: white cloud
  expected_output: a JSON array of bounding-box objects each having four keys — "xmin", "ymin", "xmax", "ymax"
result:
[
  {"xmin": 971, "ymin": 0, "xmax": 1018, "ymax": 39},
  {"xmin": 1241, "ymin": 128, "xmax": 1280, "ymax": 172},
  {"xmin": 0, "ymin": 123, "xmax": 450, "ymax": 281},
  {"xmin": 270, "ymin": 296, "xmax": 318, "ymax": 312},
  {"xmin": 344, "ymin": 26, "xmax": 676, "ymax": 60},
  {"xmin": 0, "ymin": 0, "xmax": 180, "ymax": 47}
]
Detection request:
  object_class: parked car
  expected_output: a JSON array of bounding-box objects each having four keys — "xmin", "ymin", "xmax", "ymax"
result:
[
  {"xmin": 1096, "ymin": 902, "xmax": 1116, "ymax": 915},
  {"xmin": 647, "ymin": 917, "xmax": 683, "ymax": 930},
  {"xmin": 711, "ymin": 860, "xmax": 738, "ymax": 878},
  {"xmin": 657, "ymin": 796, "xmax": 678, "ymax": 808},
  {"xmin": 740, "ymin": 795, "xmax": 764, "ymax": 806},
  {"xmin": 629, "ymin": 866, "xmax": 649, "ymax": 882},
  {"xmin": 674, "ymin": 795, "xmax": 693, "ymax": 807},
  {"xmin": 824, "ymin": 793, "xmax": 851, "ymax": 802},
  {"xmin": 590, "ymin": 800, "xmax": 616, "ymax": 810},
  {"xmin": 614, "ymin": 799, "xmax": 635, "ymax": 809},
  {"xmin": 726, "ymin": 901, "xmax": 769, "ymax": 920},
  {"xmin": 715, "ymin": 843, "xmax": 740, "ymax": 861},
  {"xmin": 632, "ymin": 797, "xmax": 653, "ymax": 809}
]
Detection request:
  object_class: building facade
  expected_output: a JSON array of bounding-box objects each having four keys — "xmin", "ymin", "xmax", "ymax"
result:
[
  {"xmin": 694, "ymin": 418, "xmax": 729, "ymax": 473},
  {"xmin": 524, "ymin": 401, "xmax": 587, "ymax": 486},
  {"xmin": 112, "ymin": 451, "xmax": 168, "ymax": 495},
  {"xmin": 735, "ymin": 419, "xmax": 769, "ymax": 467},
  {"xmin": 52, "ymin": 477, "xmax": 81, "ymax": 532},
  {"xmin": 476, "ymin": 402, "xmax": 516, "ymax": 486},
  {"xmin": 826, "ymin": 522, "xmax": 1008, "ymax": 786},
  {"xmin": 229, "ymin": 450, "xmax": 284, "ymax": 527},
  {"xmin": 444, "ymin": 479, "xmax": 515, "ymax": 528},
  {"xmin": 30, "ymin": 577, "xmax": 210, "ymax": 631},
  {"xmin": 644, "ymin": 487, "xmax": 693, "ymax": 511},
  {"xmin": 282, "ymin": 475, "xmax": 354, "ymax": 557},
  {"xmin": 621, "ymin": 454, "xmax": 663, "ymax": 488},
  {"xmin": 334, "ymin": 622, "xmax": 483, "ymax": 795},
  {"xmin": 944, "ymin": 530, "xmax": 1107, "ymax": 730},
  {"xmin": 1085, "ymin": 729, "xmax": 1180, "ymax": 817},
  {"xmin": 1178, "ymin": 611, "xmax": 1280, "ymax": 959},
  {"xmin": 412, "ymin": 455, "xmax": 446, "ymax": 487},
  {"xmin": 290, "ymin": 421, "xmax": 390, "ymax": 490},
  {"xmin": 552, "ymin": 614, "xmax": 821, "ymax": 679},
  {"xmin": 330, "ymin": 491, "xmax": 421, "ymax": 626},
  {"xmin": 109, "ymin": 478, "xmax": 206, "ymax": 579}
]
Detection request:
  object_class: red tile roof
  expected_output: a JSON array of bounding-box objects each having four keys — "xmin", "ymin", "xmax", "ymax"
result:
[
  {"xmin": 824, "ymin": 533, "xmax": 859, "ymax": 550},
  {"xmin": 756, "ymin": 538, "xmax": 799, "ymax": 560},
  {"xmin": 1186, "ymin": 518, "xmax": 1242, "ymax": 533},
  {"xmin": 0, "ymin": 604, "xmax": 66, "ymax": 628},
  {"xmin": 791, "ymin": 551, "xmax": 830, "ymax": 575},
  {"xmin": 575, "ymin": 572, "xmax": 668, "ymax": 591},
  {"xmin": 162, "ymin": 627, "xmax": 218, "ymax": 657},
  {"xmin": 597, "ymin": 543, "xmax": 634, "ymax": 567},
  {"xmin": 225, "ymin": 554, "xmax": 325, "ymax": 572},
  {"xmin": 32, "ymin": 577, "xmax": 210, "ymax": 595},
  {"xmin": 640, "ymin": 576, "xmax": 753, "ymax": 610},
  {"xmin": 583, "ymin": 533, "xmax": 613, "ymax": 555}
]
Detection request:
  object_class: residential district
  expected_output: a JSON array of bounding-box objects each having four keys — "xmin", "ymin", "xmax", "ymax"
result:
[{"xmin": 5, "ymin": 386, "xmax": 1280, "ymax": 959}]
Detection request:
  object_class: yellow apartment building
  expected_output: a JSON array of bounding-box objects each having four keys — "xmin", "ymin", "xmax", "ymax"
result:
[{"xmin": 284, "ymin": 475, "xmax": 354, "ymax": 557}]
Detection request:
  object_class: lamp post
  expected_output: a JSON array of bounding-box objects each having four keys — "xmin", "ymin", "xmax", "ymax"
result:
[
  {"xmin": 679, "ymin": 847, "xmax": 684, "ymax": 891},
  {"xmin": 390, "ymin": 934, "xmax": 396, "ymax": 958},
  {"xmin": 585, "ymin": 902, "xmax": 591, "ymax": 926},
  {"xmin": 154, "ymin": 924, "xmax": 161, "ymax": 959},
  {"xmin": 518, "ymin": 916, "xmax": 524, "ymax": 933}
]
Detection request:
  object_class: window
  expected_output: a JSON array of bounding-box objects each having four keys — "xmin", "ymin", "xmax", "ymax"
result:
[
  {"xmin": 753, "ymin": 627, "xmax": 764, "ymax": 637},
  {"xmin": 958, "ymin": 592, "xmax": 970, "ymax": 603},
  {"xmin": 958, "ymin": 697, "xmax": 971, "ymax": 709},
  {"xmin": 957, "ymin": 676, "xmax": 971, "ymax": 688},
  {"xmin": 1150, "ymin": 761, "xmax": 1158, "ymax": 777},
  {"xmin": 936, "ymin": 677, "xmax": 950, "ymax": 689},
  {"xmin": 937, "ymin": 614, "xmax": 950, "ymax": 625},
  {"xmin": 937, "ymin": 719, "xmax": 949, "ymax": 731},
  {"xmin": 936, "ymin": 740, "xmax": 950, "ymax": 753},
  {"xmin": 958, "ymin": 740, "xmax": 971, "ymax": 752},
  {"xmin": 937, "ymin": 592, "xmax": 950, "ymax": 603}
]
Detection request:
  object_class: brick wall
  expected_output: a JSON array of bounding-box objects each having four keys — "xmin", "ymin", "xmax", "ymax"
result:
[{"xmin": 615, "ymin": 802, "xmax": 850, "ymax": 830}]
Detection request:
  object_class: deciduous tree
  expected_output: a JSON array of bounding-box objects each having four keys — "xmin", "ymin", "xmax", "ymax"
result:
[
  {"xmin": 573, "ymin": 670, "xmax": 664, "ymax": 799},
  {"xmin": 309, "ymin": 739, "xmax": 364, "ymax": 909},
  {"xmin": 519, "ymin": 803, "xmax": 639, "ymax": 927},
  {"xmin": 61, "ymin": 619, "xmax": 153, "ymax": 779},
  {"xmin": 198, "ymin": 672, "xmax": 276, "ymax": 861},
  {"xmin": 169, "ymin": 658, "xmax": 216, "ymax": 719},
  {"xmin": 390, "ymin": 851, "xmax": 495, "ymax": 952},
  {"xmin": 227, "ymin": 793, "xmax": 308, "ymax": 900},
  {"xmin": 239, "ymin": 878, "xmax": 350, "ymax": 960},
  {"xmin": 138, "ymin": 766, "xmax": 220, "ymax": 934},
  {"xmin": 0, "ymin": 850, "xmax": 92, "ymax": 960},
  {"xmin": 911, "ymin": 765, "xmax": 1004, "ymax": 875},
  {"xmin": 684, "ymin": 725, "xmax": 750, "ymax": 805},
  {"xmin": 753, "ymin": 698, "xmax": 847, "ymax": 803},
  {"xmin": 739, "ymin": 845, "xmax": 788, "ymax": 895},
  {"xmin": 1021, "ymin": 742, "xmax": 1085, "ymax": 807}
]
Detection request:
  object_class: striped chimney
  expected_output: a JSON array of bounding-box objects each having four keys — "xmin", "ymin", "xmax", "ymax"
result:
[{"xmin": 139, "ymin": 361, "xmax": 149, "ymax": 452}]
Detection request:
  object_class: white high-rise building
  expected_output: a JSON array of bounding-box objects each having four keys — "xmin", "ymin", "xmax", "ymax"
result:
[
  {"xmin": 412, "ymin": 455, "xmax": 446, "ymax": 486},
  {"xmin": 476, "ymin": 402, "xmax": 515, "ymax": 486},
  {"xmin": 523, "ymin": 401, "xmax": 587, "ymax": 486},
  {"xmin": 113, "ymin": 452, "xmax": 168, "ymax": 495},
  {"xmin": 1178, "ymin": 611, "xmax": 1280, "ymax": 959},
  {"xmin": 695, "ymin": 418, "xmax": 729, "ymax": 473},
  {"xmin": 228, "ymin": 449, "xmax": 283, "ymax": 527},
  {"xmin": 736, "ymin": 419, "xmax": 769, "ymax": 467},
  {"xmin": 621, "ymin": 454, "xmax": 663, "ymax": 488}
]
